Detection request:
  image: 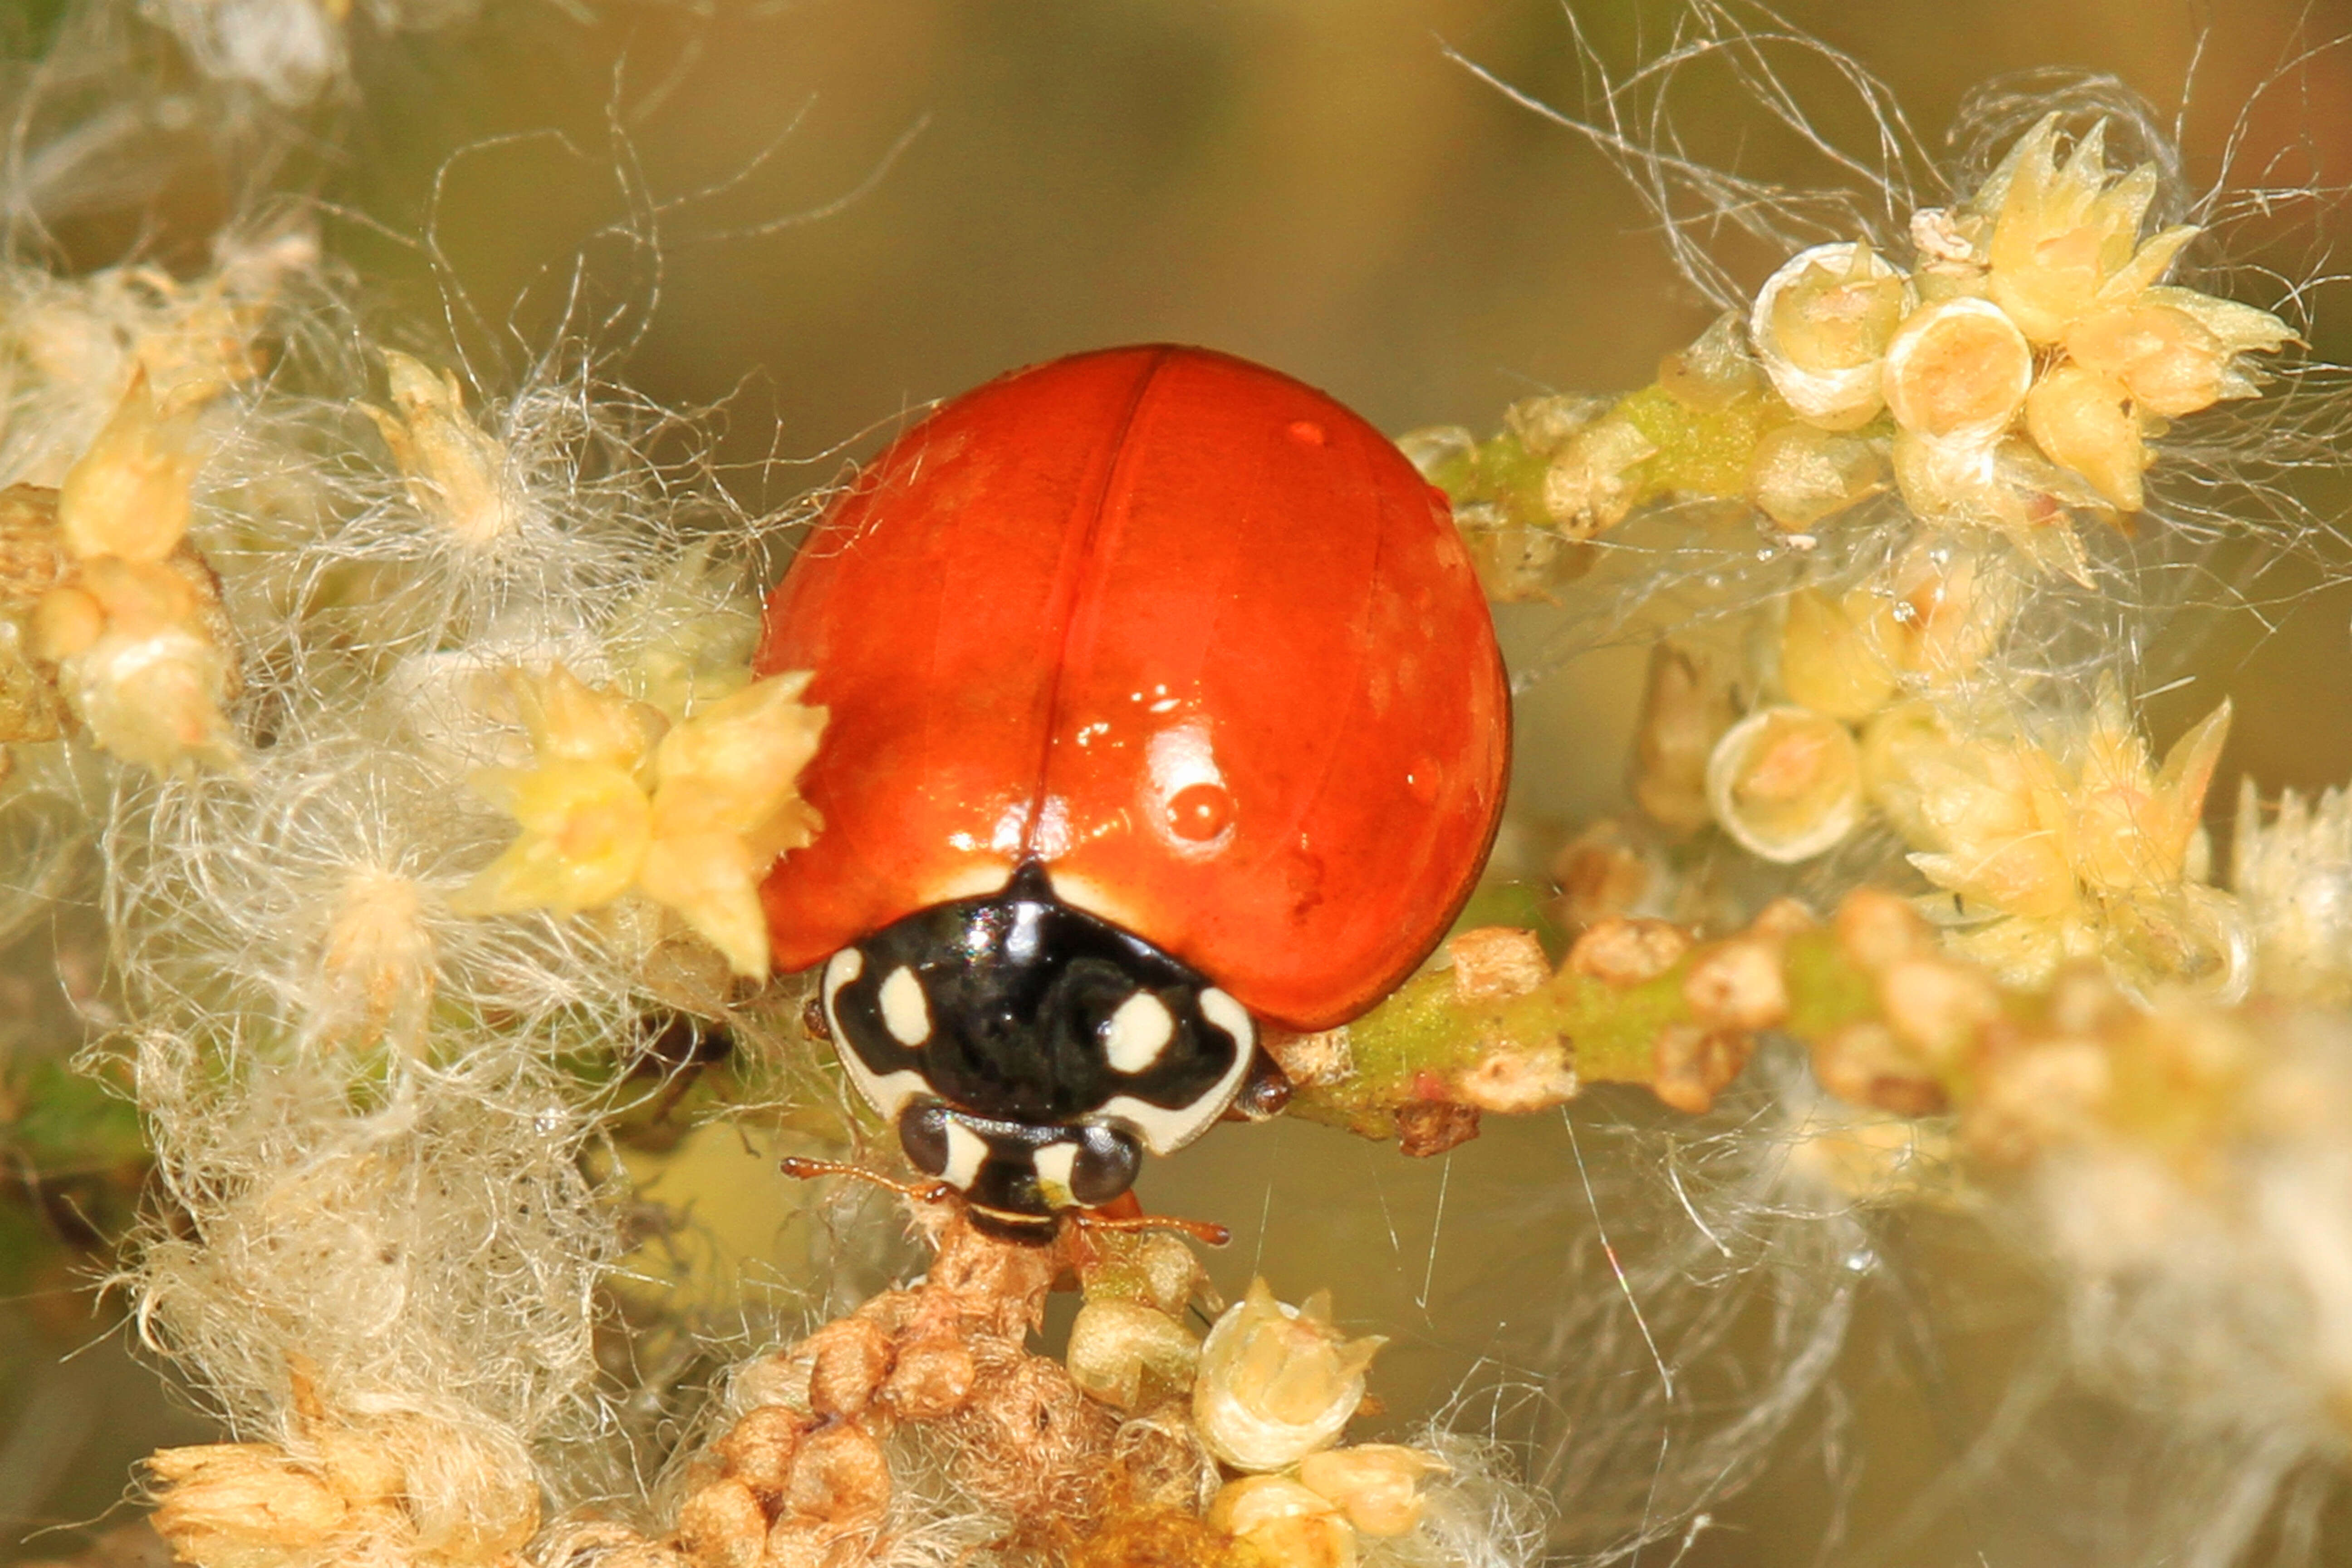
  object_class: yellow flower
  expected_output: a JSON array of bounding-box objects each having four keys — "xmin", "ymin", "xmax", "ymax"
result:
[
  {"xmin": 2064, "ymin": 287, "xmax": 2297, "ymax": 420},
  {"xmin": 1888, "ymin": 689, "xmax": 2235, "ymax": 990},
  {"xmin": 1981, "ymin": 115, "xmax": 2200, "ymax": 345},
  {"xmin": 455, "ymin": 664, "xmax": 825, "ymax": 976},
  {"xmin": 361, "ymin": 351, "xmax": 517, "ymax": 549}
]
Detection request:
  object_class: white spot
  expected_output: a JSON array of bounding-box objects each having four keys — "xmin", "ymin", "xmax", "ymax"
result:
[
  {"xmin": 1098, "ymin": 989, "xmax": 1255, "ymax": 1156},
  {"xmin": 1103, "ymin": 992, "xmax": 1176, "ymax": 1074},
  {"xmin": 880, "ymin": 966, "xmax": 931, "ymax": 1046},
  {"xmin": 822, "ymin": 947, "xmax": 864, "ymax": 1039},
  {"xmin": 1034, "ymin": 1142, "xmax": 1080, "ymax": 1207},
  {"xmin": 941, "ymin": 1120, "xmax": 989, "ymax": 1191}
]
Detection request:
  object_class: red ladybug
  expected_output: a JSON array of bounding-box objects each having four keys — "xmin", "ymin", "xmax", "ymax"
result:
[{"xmin": 757, "ymin": 345, "xmax": 1508, "ymax": 1237}]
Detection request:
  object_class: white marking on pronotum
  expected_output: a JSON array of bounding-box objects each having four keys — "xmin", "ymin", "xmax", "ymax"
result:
[
  {"xmin": 1098, "ymin": 986, "xmax": 1256, "ymax": 1155},
  {"xmin": 880, "ymin": 965, "xmax": 932, "ymax": 1046},
  {"xmin": 1033, "ymin": 1142, "xmax": 1080, "ymax": 1207},
  {"xmin": 822, "ymin": 947, "xmax": 864, "ymax": 1039},
  {"xmin": 941, "ymin": 1120, "xmax": 989, "ymax": 1191},
  {"xmin": 1103, "ymin": 991, "xmax": 1176, "ymax": 1074},
  {"xmin": 825, "ymin": 947, "xmax": 927, "ymax": 1119},
  {"xmin": 1198, "ymin": 986, "xmax": 1254, "ymax": 1054}
]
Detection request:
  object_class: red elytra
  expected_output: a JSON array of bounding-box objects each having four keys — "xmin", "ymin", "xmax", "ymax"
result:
[{"xmin": 755, "ymin": 344, "xmax": 1509, "ymax": 1031}]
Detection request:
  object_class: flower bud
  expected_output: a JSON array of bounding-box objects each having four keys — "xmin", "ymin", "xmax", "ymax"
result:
[
  {"xmin": 1705, "ymin": 706, "xmax": 1864, "ymax": 863},
  {"xmin": 57, "ymin": 371, "xmax": 199, "ymax": 564},
  {"xmin": 2066, "ymin": 288, "xmax": 2295, "ymax": 418},
  {"xmin": 147, "ymin": 1445, "xmax": 353, "ymax": 1568},
  {"xmin": 1065, "ymin": 1299, "xmax": 1200, "ymax": 1414},
  {"xmin": 61, "ymin": 624, "xmax": 240, "ymax": 772},
  {"xmin": 2101, "ymin": 882, "xmax": 2254, "ymax": 1005},
  {"xmin": 1980, "ymin": 115, "xmax": 2196, "ymax": 344},
  {"xmin": 1632, "ymin": 642, "xmax": 1732, "ymax": 838},
  {"xmin": 1748, "ymin": 422, "xmax": 1885, "ymax": 531},
  {"xmin": 456, "ymin": 759, "xmax": 652, "ymax": 915},
  {"xmin": 363, "ymin": 350, "xmax": 518, "ymax": 549},
  {"xmin": 2024, "ymin": 363, "xmax": 2144, "ymax": 511},
  {"xmin": 1296, "ymin": 1444, "xmax": 1445, "ymax": 1537},
  {"xmin": 1208, "ymin": 1475, "xmax": 1357, "ymax": 1568},
  {"xmin": 1778, "ymin": 588, "xmax": 1896, "ymax": 722},
  {"xmin": 1882, "ymin": 297, "xmax": 2033, "ymax": 442},
  {"xmin": 1541, "ymin": 415, "xmax": 1656, "ymax": 539},
  {"xmin": 2232, "ymin": 778, "xmax": 2352, "ymax": 1005},
  {"xmin": 1193, "ymin": 1279, "xmax": 1384, "ymax": 1472},
  {"xmin": 1750, "ymin": 241, "xmax": 1911, "ymax": 429},
  {"xmin": 1858, "ymin": 701, "xmax": 1958, "ymax": 847}
]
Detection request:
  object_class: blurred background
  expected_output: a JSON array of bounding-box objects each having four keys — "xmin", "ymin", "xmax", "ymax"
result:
[{"xmin": 12, "ymin": 0, "xmax": 2352, "ymax": 1562}]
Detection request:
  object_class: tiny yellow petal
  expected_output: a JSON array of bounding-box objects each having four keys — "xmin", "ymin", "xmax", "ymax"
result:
[
  {"xmin": 635, "ymin": 830, "xmax": 768, "ymax": 977},
  {"xmin": 648, "ymin": 670, "xmax": 826, "ymax": 850},
  {"xmin": 363, "ymin": 350, "xmax": 516, "ymax": 549},
  {"xmin": 510, "ymin": 663, "xmax": 666, "ymax": 772},
  {"xmin": 456, "ymin": 760, "xmax": 651, "ymax": 915},
  {"xmin": 58, "ymin": 370, "xmax": 199, "ymax": 564},
  {"xmin": 1779, "ymin": 590, "xmax": 1896, "ymax": 722},
  {"xmin": 2024, "ymin": 363, "xmax": 2146, "ymax": 511}
]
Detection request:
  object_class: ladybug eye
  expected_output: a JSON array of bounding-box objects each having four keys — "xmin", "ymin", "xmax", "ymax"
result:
[
  {"xmin": 898, "ymin": 1104, "xmax": 949, "ymax": 1178},
  {"xmin": 897, "ymin": 1104, "xmax": 990, "ymax": 1192},
  {"xmin": 1056, "ymin": 1125, "xmax": 1142, "ymax": 1208}
]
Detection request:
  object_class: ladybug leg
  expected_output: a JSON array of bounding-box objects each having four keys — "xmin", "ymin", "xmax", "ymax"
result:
[
  {"xmin": 1220, "ymin": 1047, "xmax": 1294, "ymax": 1123},
  {"xmin": 799, "ymin": 990, "xmax": 832, "ymax": 1042}
]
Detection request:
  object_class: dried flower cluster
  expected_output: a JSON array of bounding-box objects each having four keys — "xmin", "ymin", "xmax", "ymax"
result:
[{"xmin": 516, "ymin": 1211, "xmax": 1528, "ymax": 1568}]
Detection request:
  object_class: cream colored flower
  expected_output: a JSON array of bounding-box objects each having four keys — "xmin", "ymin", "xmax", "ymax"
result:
[
  {"xmin": 1889, "ymin": 690, "xmax": 2236, "ymax": 989},
  {"xmin": 15, "ymin": 440, "xmax": 245, "ymax": 774},
  {"xmin": 1297, "ymin": 1445, "xmax": 1447, "ymax": 1538},
  {"xmin": 455, "ymin": 663, "xmax": 826, "ymax": 976},
  {"xmin": 1748, "ymin": 422, "xmax": 1884, "ymax": 532},
  {"xmin": 1063, "ymin": 1299, "xmax": 1200, "ymax": 1414},
  {"xmin": 1882, "ymin": 296, "xmax": 2033, "ymax": 444},
  {"xmin": 362, "ymin": 351, "xmax": 517, "ymax": 549},
  {"xmin": 57, "ymin": 370, "xmax": 201, "ymax": 563},
  {"xmin": 2230, "ymin": 778, "xmax": 2352, "ymax": 1005},
  {"xmin": 1705, "ymin": 705, "xmax": 1864, "ymax": 863},
  {"xmin": 1779, "ymin": 588, "xmax": 1898, "ymax": 721},
  {"xmin": 1751, "ymin": 241, "xmax": 1913, "ymax": 430},
  {"xmin": 1208, "ymin": 1475, "xmax": 1355, "ymax": 1568},
  {"xmin": 1980, "ymin": 115, "xmax": 2199, "ymax": 345},
  {"xmin": 1540, "ymin": 412, "xmax": 1657, "ymax": 539},
  {"xmin": 1193, "ymin": 1279, "xmax": 1385, "ymax": 1472}
]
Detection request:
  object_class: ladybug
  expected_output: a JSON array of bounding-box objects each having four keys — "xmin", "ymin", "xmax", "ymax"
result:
[{"xmin": 757, "ymin": 345, "xmax": 1509, "ymax": 1239}]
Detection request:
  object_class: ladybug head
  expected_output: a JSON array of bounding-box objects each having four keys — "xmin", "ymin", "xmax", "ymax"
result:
[{"xmin": 817, "ymin": 862, "xmax": 1254, "ymax": 1237}]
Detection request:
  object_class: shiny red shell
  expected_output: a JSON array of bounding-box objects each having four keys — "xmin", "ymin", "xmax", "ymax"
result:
[{"xmin": 754, "ymin": 345, "xmax": 1509, "ymax": 1031}]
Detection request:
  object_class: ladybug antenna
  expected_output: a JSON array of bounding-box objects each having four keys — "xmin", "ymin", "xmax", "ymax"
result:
[
  {"xmin": 777, "ymin": 1153, "xmax": 958, "ymax": 1208},
  {"xmin": 779, "ymin": 1155, "xmax": 1231, "ymax": 1248}
]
